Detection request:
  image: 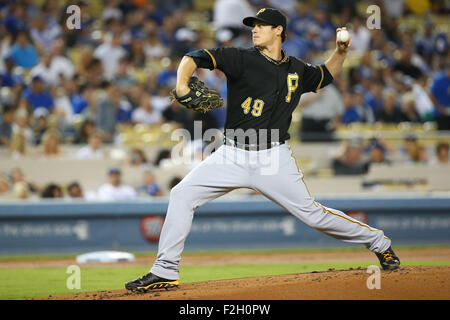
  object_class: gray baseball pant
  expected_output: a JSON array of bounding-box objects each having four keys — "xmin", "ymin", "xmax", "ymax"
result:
[{"xmin": 151, "ymin": 144, "xmax": 391, "ymax": 280}]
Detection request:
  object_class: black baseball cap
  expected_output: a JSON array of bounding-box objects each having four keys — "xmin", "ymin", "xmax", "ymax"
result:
[{"xmin": 243, "ymin": 8, "xmax": 287, "ymax": 34}]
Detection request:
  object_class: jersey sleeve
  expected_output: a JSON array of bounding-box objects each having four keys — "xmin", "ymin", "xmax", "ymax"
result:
[
  {"xmin": 301, "ymin": 62, "xmax": 334, "ymax": 93},
  {"xmin": 185, "ymin": 47, "xmax": 243, "ymax": 79}
]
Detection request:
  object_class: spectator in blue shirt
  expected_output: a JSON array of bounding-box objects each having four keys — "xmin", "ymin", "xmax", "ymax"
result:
[
  {"xmin": 363, "ymin": 80, "xmax": 383, "ymax": 112},
  {"xmin": 157, "ymin": 15, "xmax": 177, "ymax": 47},
  {"xmin": 21, "ymin": 76, "xmax": 54, "ymax": 115},
  {"xmin": 64, "ymin": 79, "xmax": 88, "ymax": 115},
  {"xmin": 431, "ymin": 69, "xmax": 450, "ymax": 107},
  {"xmin": 70, "ymin": 92, "xmax": 89, "ymax": 115},
  {"xmin": 313, "ymin": 7, "xmax": 335, "ymax": 50},
  {"xmin": 157, "ymin": 58, "xmax": 178, "ymax": 88},
  {"xmin": 116, "ymin": 99, "xmax": 133, "ymax": 124},
  {"xmin": 365, "ymin": 138, "xmax": 391, "ymax": 165},
  {"xmin": 433, "ymin": 33, "xmax": 448, "ymax": 56},
  {"xmin": 0, "ymin": 56, "xmax": 24, "ymax": 88},
  {"xmin": 9, "ymin": 30, "xmax": 39, "ymax": 69},
  {"xmin": 3, "ymin": 3, "xmax": 29, "ymax": 34},
  {"xmin": 0, "ymin": 105, "xmax": 14, "ymax": 146},
  {"xmin": 140, "ymin": 171, "xmax": 163, "ymax": 197},
  {"xmin": 341, "ymin": 107, "xmax": 362, "ymax": 124},
  {"xmin": 341, "ymin": 92, "xmax": 365, "ymax": 124},
  {"xmin": 287, "ymin": 1, "xmax": 315, "ymax": 37},
  {"xmin": 415, "ymin": 22, "xmax": 436, "ymax": 62},
  {"xmin": 145, "ymin": 1, "xmax": 165, "ymax": 26},
  {"xmin": 431, "ymin": 69, "xmax": 450, "ymax": 130},
  {"xmin": 282, "ymin": 31, "xmax": 312, "ymax": 60},
  {"xmin": 30, "ymin": 14, "xmax": 62, "ymax": 51}
]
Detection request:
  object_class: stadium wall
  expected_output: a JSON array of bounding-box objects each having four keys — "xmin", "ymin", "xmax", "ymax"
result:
[{"xmin": 0, "ymin": 196, "xmax": 449, "ymax": 255}]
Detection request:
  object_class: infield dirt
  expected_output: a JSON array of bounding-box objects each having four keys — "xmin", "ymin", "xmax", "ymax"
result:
[
  {"xmin": 41, "ymin": 265, "xmax": 449, "ymax": 300},
  {"xmin": 31, "ymin": 248, "xmax": 450, "ymax": 300}
]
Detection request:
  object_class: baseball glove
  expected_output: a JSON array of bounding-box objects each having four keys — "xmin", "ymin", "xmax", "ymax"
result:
[{"xmin": 170, "ymin": 76, "xmax": 224, "ymax": 113}]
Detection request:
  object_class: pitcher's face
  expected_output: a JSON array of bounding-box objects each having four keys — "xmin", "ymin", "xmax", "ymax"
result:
[{"xmin": 252, "ymin": 21, "xmax": 280, "ymax": 47}]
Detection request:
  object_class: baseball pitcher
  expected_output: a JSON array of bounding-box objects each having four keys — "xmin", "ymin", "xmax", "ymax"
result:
[{"xmin": 125, "ymin": 8, "xmax": 400, "ymax": 293}]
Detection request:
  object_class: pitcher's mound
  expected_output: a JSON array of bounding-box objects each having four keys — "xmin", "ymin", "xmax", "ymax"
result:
[{"xmin": 45, "ymin": 266, "xmax": 450, "ymax": 300}]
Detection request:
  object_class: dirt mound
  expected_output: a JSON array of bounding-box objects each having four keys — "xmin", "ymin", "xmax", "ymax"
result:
[{"xmin": 42, "ymin": 266, "xmax": 450, "ymax": 300}]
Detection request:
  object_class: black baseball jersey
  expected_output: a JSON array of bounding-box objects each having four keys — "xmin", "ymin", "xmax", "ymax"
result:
[{"xmin": 186, "ymin": 47, "xmax": 333, "ymax": 144}]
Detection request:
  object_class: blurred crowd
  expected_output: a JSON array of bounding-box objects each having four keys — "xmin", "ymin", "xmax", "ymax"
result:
[
  {"xmin": 331, "ymin": 135, "xmax": 449, "ymax": 176},
  {"xmin": 0, "ymin": 0, "xmax": 222, "ymax": 153},
  {"xmin": 292, "ymin": 1, "xmax": 449, "ymax": 141},
  {"xmin": 0, "ymin": 164, "xmax": 178, "ymax": 200},
  {"xmin": 0, "ymin": 0, "xmax": 449, "ymax": 200},
  {"xmin": 0, "ymin": 134, "xmax": 447, "ymax": 200}
]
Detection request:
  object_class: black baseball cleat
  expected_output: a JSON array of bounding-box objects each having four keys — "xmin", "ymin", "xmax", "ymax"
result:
[
  {"xmin": 375, "ymin": 246, "xmax": 400, "ymax": 270},
  {"xmin": 125, "ymin": 272, "xmax": 180, "ymax": 293}
]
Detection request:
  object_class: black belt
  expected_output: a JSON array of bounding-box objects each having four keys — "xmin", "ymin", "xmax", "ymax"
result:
[{"xmin": 224, "ymin": 137, "xmax": 285, "ymax": 151}]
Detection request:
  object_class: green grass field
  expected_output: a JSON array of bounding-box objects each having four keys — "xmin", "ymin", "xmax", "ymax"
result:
[{"xmin": 1, "ymin": 246, "xmax": 449, "ymax": 300}]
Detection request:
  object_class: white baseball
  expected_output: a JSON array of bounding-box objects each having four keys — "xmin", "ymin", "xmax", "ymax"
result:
[{"xmin": 337, "ymin": 29, "xmax": 350, "ymax": 43}]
